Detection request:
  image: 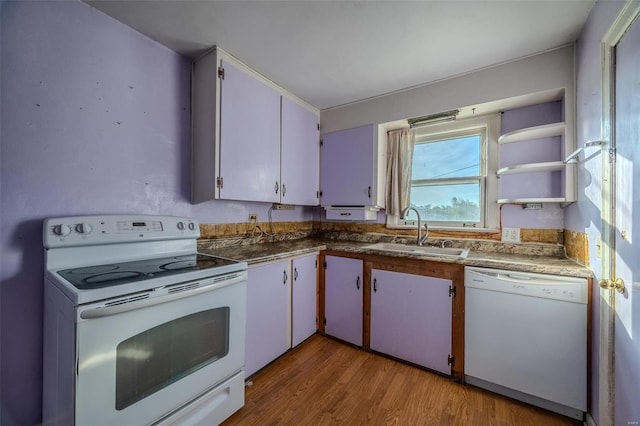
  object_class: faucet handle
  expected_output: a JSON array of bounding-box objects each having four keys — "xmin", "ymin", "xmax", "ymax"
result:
[{"xmin": 440, "ymin": 239, "xmax": 453, "ymax": 248}]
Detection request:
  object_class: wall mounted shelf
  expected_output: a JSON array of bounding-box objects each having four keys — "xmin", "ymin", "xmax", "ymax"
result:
[
  {"xmin": 497, "ymin": 161, "xmax": 566, "ymax": 177},
  {"xmin": 498, "ymin": 122, "xmax": 565, "ymax": 144},
  {"xmin": 498, "ymin": 197, "xmax": 573, "ymax": 208},
  {"xmin": 498, "ymin": 197, "xmax": 568, "ymax": 204},
  {"xmin": 497, "ymin": 101, "xmax": 575, "ymax": 206}
]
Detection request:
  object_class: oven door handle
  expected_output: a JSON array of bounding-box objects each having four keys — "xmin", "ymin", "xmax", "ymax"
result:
[{"xmin": 79, "ymin": 273, "xmax": 246, "ymax": 320}]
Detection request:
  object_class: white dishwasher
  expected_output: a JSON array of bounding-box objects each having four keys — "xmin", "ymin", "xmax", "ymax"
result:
[{"xmin": 464, "ymin": 266, "xmax": 587, "ymax": 420}]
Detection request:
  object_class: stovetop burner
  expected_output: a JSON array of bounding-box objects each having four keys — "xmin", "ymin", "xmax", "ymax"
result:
[{"xmin": 57, "ymin": 253, "xmax": 239, "ymax": 290}]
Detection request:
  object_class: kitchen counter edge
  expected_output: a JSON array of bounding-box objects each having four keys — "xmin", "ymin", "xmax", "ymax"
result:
[{"xmin": 199, "ymin": 238, "xmax": 592, "ymax": 279}]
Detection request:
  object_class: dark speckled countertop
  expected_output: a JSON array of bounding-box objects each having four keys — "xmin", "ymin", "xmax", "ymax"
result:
[{"xmin": 198, "ymin": 234, "xmax": 593, "ymax": 279}]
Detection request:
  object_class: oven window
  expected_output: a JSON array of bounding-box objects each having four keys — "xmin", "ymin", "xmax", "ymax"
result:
[{"xmin": 115, "ymin": 308, "xmax": 229, "ymax": 410}]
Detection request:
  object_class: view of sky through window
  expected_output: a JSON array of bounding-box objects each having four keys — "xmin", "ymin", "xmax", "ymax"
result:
[{"xmin": 409, "ymin": 134, "xmax": 481, "ymax": 222}]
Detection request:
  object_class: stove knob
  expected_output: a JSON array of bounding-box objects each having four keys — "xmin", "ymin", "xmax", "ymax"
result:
[
  {"xmin": 53, "ymin": 224, "xmax": 71, "ymax": 236},
  {"xmin": 177, "ymin": 222, "xmax": 185, "ymax": 230},
  {"xmin": 75, "ymin": 223, "xmax": 92, "ymax": 234},
  {"xmin": 188, "ymin": 222, "xmax": 196, "ymax": 231}
]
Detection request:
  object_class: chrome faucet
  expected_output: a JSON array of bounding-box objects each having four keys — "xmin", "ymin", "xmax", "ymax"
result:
[
  {"xmin": 400, "ymin": 206, "xmax": 429, "ymax": 246},
  {"xmin": 440, "ymin": 239, "xmax": 453, "ymax": 249}
]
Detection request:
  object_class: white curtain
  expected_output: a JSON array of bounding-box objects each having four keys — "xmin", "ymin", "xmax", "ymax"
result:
[{"xmin": 385, "ymin": 128, "xmax": 415, "ymax": 217}]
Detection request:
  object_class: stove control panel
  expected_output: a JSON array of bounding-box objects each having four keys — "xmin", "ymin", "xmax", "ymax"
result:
[{"xmin": 44, "ymin": 215, "xmax": 200, "ymax": 248}]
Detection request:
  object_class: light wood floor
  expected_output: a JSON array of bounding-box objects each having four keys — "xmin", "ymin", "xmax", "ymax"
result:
[{"xmin": 223, "ymin": 335, "xmax": 582, "ymax": 426}]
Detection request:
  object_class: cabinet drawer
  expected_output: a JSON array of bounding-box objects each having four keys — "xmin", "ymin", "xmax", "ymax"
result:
[{"xmin": 326, "ymin": 208, "xmax": 377, "ymax": 221}]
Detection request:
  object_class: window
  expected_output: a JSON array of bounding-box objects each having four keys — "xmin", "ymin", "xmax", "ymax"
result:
[{"xmin": 388, "ymin": 114, "xmax": 500, "ymax": 230}]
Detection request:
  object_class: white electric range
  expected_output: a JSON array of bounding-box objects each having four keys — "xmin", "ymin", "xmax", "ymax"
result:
[{"xmin": 42, "ymin": 214, "xmax": 247, "ymax": 426}]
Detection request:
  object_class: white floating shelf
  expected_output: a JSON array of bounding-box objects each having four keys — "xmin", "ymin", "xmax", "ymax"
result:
[
  {"xmin": 498, "ymin": 197, "xmax": 568, "ymax": 204},
  {"xmin": 497, "ymin": 161, "xmax": 566, "ymax": 176},
  {"xmin": 498, "ymin": 122, "xmax": 565, "ymax": 144}
]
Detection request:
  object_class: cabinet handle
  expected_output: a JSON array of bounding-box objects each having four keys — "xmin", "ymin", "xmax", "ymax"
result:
[
  {"xmin": 368, "ymin": 186, "xmax": 371, "ymax": 198},
  {"xmin": 294, "ymin": 267, "xmax": 298, "ymax": 281},
  {"xmin": 356, "ymin": 276, "xmax": 360, "ymax": 290},
  {"xmin": 373, "ymin": 278, "xmax": 377, "ymax": 293},
  {"xmin": 283, "ymin": 270, "xmax": 288, "ymax": 284},
  {"xmin": 282, "ymin": 183, "xmax": 286, "ymax": 197},
  {"xmin": 275, "ymin": 181, "xmax": 279, "ymax": 194}
]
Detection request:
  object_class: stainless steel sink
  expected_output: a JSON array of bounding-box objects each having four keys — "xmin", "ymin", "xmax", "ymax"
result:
[{"xmin": 363, "ymin": 242, "xmax": 470, "ymax": 259}]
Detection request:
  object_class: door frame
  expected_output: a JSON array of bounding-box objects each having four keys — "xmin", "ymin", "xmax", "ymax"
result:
[{"xmin": 599, "ymin": 2, "xmax": 640, "ymax": 425}]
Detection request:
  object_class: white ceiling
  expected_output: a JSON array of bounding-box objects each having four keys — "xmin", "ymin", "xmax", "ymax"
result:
[{"xmin": 85, "ymin": 0, "xmax": 596, "ymax": 110}]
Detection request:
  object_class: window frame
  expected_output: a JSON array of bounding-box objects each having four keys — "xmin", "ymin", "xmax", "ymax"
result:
[{"xmin": 386, "ymin": 113, "xmax": 500, "ymax": 231}]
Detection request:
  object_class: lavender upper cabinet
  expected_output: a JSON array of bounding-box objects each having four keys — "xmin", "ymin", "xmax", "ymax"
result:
[
  {"xmin": 370, "ymin": 269, "xmax": 452, "ymax": 375},
  {"xmin": 281, "ymin": 97, "xmax": 320, "ymax": 206},
  {"xmin": 218, "ymin": 59, "xmax": 281, "ymax": 203},
  {"xmin": 246, "ymin": 260, "xmax": 291, "ymax": 377},
  {"xmin": 320, "ymin": 125, "xmax": 385, "ymax": 209},
  {"xmin": 192, "ymin": 47, "xmax": 319, "ymax": 205},
  {"xmin": 497, "ymin": 100, "xmax": 576, "ymax": 205},
  {"xmin": 291, "ymin": 253, "xmax": 318, "ymax": 347},
  {"xmin": 324, "ymin": 255, "xmax": 363, "ymax": 346}
]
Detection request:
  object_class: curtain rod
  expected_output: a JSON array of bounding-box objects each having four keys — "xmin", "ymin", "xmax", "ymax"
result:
[{"xmin": 408, "ymin": 109, "xmax": 459, "ymax": 128}]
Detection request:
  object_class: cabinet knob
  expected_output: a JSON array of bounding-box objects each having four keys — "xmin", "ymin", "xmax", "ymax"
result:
[
  {"xmin": 275, "ymin": 181, "xmax": 279, "ymax": 194},
  {"xmin": 283, "ymin": 270, "xmax": 288, "ymax": 285},
  {"xmin": 373, "ymin": 278, "xmax": 377, "ymax": 293},
  {"xmin": 294, "ymin": 267, "xmax": 298, "ymax": 281},
  {"xmin": 356, "ymin": 276, "xmax": 360, "ymax": 290},
  {"xmin": 282, "ymin": 183, "xmax": 286, "ymax": 197}
]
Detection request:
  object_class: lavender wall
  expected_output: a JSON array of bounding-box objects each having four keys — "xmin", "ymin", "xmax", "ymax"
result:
[
  {"xmin": 568, "ymin": 1, "xmax": 626, "ymax": 425},
  {"xmin": 0, "ymin": 2, "xmax": 310, "ymax": 424},
  {"xmin": 321, "ymin": 47, "xmax": 576, "ymax": 231}
]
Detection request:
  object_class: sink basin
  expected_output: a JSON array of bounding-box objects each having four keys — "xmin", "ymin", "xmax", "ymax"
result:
[{"xmin": 363, "ymin": 242, "xmax": 470, "ymax": 259}]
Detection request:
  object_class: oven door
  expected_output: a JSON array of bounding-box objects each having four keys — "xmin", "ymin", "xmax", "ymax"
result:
[{"xmin": 74, "ymin": 272, "xmax": 246, "ymax": 426}]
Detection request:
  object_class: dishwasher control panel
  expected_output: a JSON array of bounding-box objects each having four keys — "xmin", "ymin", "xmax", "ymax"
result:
[{"xmin": 464, "ymin": 266, "xmax": 587, "ymax": 304}]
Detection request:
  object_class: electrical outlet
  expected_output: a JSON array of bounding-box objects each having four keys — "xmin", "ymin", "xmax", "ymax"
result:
[
  {"xmin": 596, "ymin": 236, "xmax": 602, "ymax": 258},
  {"xmin": 271, "ymin": 203, "xmax": 295, "ymax": 210},
  {"xmin": 502, "ymin": 227, "xmax": 521, "ymax": 243},
  {"xmin": 522, "ymin": 202, "xmax": 543, "ymax": 210},
  {"xmin": 248, "ymin": 214, "xmax": 257, "ymax": 221}
]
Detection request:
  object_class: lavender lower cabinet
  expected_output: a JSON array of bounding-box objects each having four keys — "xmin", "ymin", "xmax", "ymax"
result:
[
  {"xmin": 245, "ymin": 254, "xmax": 318, "ymax": 377},
  {"xmin": 291, "ymin": 254, "xmax": 318, "ymax": 347},
  {"xmin": 245, "ymin": 260, "xmax": 291, "ymax": 377},
  {"xmin": 324, "ymin": 256, "xmax": 363, "ymax": 346},
  {"xmin": 370, "ymin": 269, "xmax": 452, "ymax": 375}
]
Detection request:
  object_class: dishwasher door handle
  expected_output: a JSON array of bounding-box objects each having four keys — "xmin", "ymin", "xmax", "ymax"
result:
[
  {"xmin": 502, "ymin": 273, "xmax": 534, "ymax": 281},
  {"xmin": 468, "ymin": 268, "xmax": 584, "ymax": 287},
  {"xmin": 470, "ymin": 270, "xmax": 535, "ymax": 283}
]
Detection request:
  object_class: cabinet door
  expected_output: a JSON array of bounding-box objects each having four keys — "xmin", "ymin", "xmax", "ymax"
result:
[
  {"xmin": 321, "ymin": 125, "xmax": 375, "ymax": 206},
  {"xmin": 246, "ymin": 260, "xmax": 291, "ymax": 377},
  {"xmin": 324, "ymin": 256, "xmax": 363, "ymax": 346},
  {"xmin": 281, "ymin": 97, "xmax": 320, "ymax": 206},
  {"xmin": 371, "ymin": 269, "xmax": 452, "ymax": 374},
  {"xmin": 291, "ymin": 254, "xmax": 318, "ymax": 347},
  {"xmin": 219, "ymin": 60, "xmax": 281, "ymax": 203}
]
